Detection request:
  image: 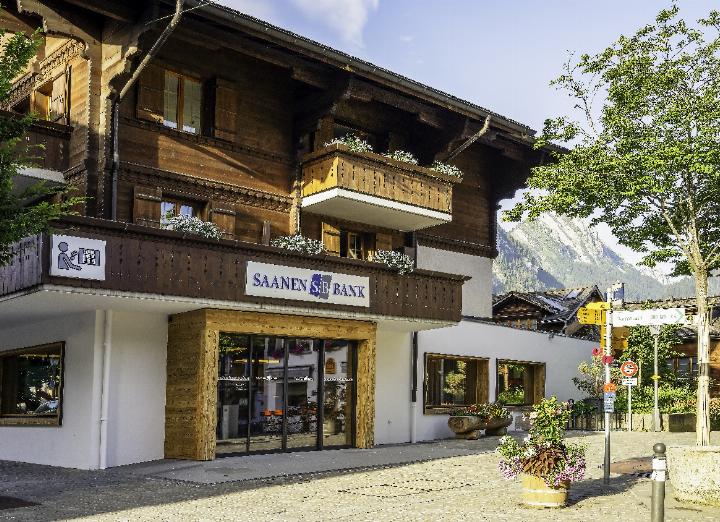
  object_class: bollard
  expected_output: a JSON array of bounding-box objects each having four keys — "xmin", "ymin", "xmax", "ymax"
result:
[{"xmin": 651, "ymin": 442, "xmax": 666, "ymax": 522}]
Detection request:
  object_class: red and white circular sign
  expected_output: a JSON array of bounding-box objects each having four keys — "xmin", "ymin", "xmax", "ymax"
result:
[{"xmin": 621, "ymin": 360, "xmax": 639, "ymax": 377}]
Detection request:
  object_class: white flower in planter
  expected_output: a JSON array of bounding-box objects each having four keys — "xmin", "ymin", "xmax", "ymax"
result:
[
  {"xmin": 372, "ymin": 249, "xmax": 414, "ymax": 275},
  {"xmin": 324, "ymin": 133, "xmax": 373, "ymax": 153},
  {"xmin": 383, "ymin": 150, "xmax": 419, "ymax": 165},
  {"xmin": 429, "ymin": 160, "xmax": 464, "ymax": 179},
  {"xmin": 164, "ymin": 215, "xmax": 222, "ymax": 240},
  {"xmin": 271, "ymin": 234, "xmax": 326, "ymax": 255}
]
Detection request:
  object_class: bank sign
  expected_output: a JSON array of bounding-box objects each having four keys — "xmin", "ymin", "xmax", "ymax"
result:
[
  {"xmin": 246, "ymin": 261, "xmax": 370, "ymax": 307},
  {"xmin": 50, "ymin": 234, "xmax": 106, "ymax": 281}
]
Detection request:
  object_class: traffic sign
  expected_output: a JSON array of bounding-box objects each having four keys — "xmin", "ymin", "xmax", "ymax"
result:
[
  {"xmin": 600, "ymin": 326, "xmax": 630, "ymax": 351},
  {"xmin": 608, "ymin": 282, "xmax": 625, "ymax": 306},
  {"xmin": 604, "ymin": 382, "xmax": 617, "ymax": 393},
  {"xmin": 620, "ymin": 360, "xmax": 639, "ymax": 377},
  {"xmin": 622, "ymin": 377, "xmax": 638, "ymax": 386},
  {"xmin": 612, "ymin": 308, "xmax": 687, "ymax": 327},
  {"xmin": 577, "ymin": 307, "xmax": 605, "ymax": 325}
]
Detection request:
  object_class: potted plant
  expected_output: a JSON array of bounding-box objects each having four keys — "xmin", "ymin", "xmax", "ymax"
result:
[
  {"xmin": 447, "ymin": 403, "xmax": 512, "ymax": 439},
  {"xmin": 496, "ymin": 397, "xmax": 586, "ymax": 508}
]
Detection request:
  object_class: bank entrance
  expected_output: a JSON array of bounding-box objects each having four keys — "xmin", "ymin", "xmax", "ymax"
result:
[{"xmin": 216, "ymin": 334, "xmax": 356, "ymax": 455}]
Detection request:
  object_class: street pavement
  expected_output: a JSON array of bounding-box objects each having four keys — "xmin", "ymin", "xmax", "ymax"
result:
[{"xmin": 1, "ymin": 432, "xmax": 720, "ymax": 521}]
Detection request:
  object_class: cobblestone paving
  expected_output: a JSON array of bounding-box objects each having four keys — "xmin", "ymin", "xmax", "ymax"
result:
[{"xmin": 2, "ymin": 432, "xmax": 720, "ymax": 521}]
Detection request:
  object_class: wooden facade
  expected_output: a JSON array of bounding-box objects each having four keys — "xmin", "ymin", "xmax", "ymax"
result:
[{"xmin": 2, "ymin": 0, "xmax": 545, "ymax": 458}]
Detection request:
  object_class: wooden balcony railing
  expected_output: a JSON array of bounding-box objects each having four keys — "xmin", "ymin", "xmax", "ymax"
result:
[
  {"xmin": 0, "ymin": 217, "xmax": 466, "ymax": 323},
  {"xmin": 2, "ymin": 110, "xmax": 71, "ymax": 172},
  {"xmin": 301, "ymin": 144, "xmax": 459, "ymax": 214}
]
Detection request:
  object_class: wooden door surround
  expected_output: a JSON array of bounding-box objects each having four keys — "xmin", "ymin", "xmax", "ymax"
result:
[{"xmin": 164, "ymin": 308, "xmax": 377, "ymax": 460}]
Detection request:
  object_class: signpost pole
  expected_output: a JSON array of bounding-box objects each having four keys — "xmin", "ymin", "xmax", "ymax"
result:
[
  {"xmin": 651, "ymin": 327, "xmax": 661, "ymax": 432},
  {"xmin": 603, "ymin": 304, "xmax": 613, "ymax": 485},
  {"xmin": 628, "ymin": 384, "xmax": 632, "ymax": 432}
]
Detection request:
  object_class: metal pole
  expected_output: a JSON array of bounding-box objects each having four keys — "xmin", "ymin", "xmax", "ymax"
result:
[
  {"xmin": 653, "ymin": 331, "xmax": 660, "ymax": 432},
  {"xmin": 627, "ymin": 384, "xmax": 632, "ymax": 432},
  {"xmin": 651, "ymin": 442, "xmax": 666, "ymax": 522},
  {"xmin": 603, "ymin": 307, "xmax": 612, "ymax": 485}
]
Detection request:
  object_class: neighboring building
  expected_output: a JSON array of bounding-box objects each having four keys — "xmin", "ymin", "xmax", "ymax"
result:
[
  {"xmin": 0, "ymin": 1, "xmax": 591, "ymax": 469},
  {"xmin": 622, "ymin": 297, "xmax": 720, "ymax": 393},
  {"xmin": 492, "ymin": 286, "xmax": 604, "ymax": 338}
]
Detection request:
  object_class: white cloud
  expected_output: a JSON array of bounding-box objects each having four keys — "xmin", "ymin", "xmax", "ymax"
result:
[
  {"xmin": 399, "ymin": 35, "xmax": 414, "ymax": 43},
  {"xmin": 290, "ymin": 0, "xmax": 379, "ymax": 47}
]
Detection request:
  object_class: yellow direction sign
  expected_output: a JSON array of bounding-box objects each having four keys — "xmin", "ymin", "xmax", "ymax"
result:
[
  {"xmin": 586, "ymin": 301, "xmax": 611, "ymax": 310},
  {"xmin": 578, "ymin": 307, "xmax": 605, "ymax": 325},
  {"xmin": 600, "ymin": 325, "xmax": 630, "ymax": 351}
]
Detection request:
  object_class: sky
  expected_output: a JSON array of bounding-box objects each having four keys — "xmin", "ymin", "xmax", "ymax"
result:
[{"xmin": 215, "ymin": 0, "xmax": 717, "ymax": 267}]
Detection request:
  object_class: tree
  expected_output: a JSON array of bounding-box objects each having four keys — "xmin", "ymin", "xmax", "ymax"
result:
[
  {"xmin": 0, "ymin": 22, "xmax": 80, "ymax": 266},
  {"xmin": 505, "ymin": 6, "xmax": 720, "ymax": 445},
  {"xmin": 623, "ymin": 324, "xmax": 681, "ymax": 387}
]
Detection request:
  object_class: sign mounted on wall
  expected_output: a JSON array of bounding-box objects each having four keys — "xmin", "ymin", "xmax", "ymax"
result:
[
  {"xmin": 246, "ymin": 261, "xmax": 370, "ymax": 307},
  {"xmin": 50, "ymin": 234, "xmax": 106, "ymax": 281}
]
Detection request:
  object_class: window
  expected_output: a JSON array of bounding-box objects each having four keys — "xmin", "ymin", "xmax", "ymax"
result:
[
  {"xmin": 496, "ymin": 360, "xmax": 545, "ymax": 406},
  {"xmin": 424, "ymin": 354, "xmax": 488, "ymax": 412},
  {"xmin": 163, "ymin": 71, "xmax": 202, "ymax": 134},
  {"xmin": 160, "ymin": 198, "xmax": 199, "ymax": 225},
  {"xmin": 666, "ymin": 356, "xmax": 698, "ymax": 379},
  {"xmin": 0, "ymin": 343, "xmax": 64, "ymax": 425}
]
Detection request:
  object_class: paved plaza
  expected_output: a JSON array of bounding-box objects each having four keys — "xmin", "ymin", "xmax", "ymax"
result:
[{"xmin": 2, "ymin": 432, "xmax": 720, "ymax": 521}]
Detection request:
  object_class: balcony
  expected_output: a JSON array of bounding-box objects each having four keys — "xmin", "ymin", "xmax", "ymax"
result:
[
  {"xmin": 0, "ymin": 217, "xmax": 466, "ymax": 324},
  {"xmin": 301, "ymin": 144, "xmax": 460, "ymax": 231},
  {"xmin": 3, "ymin": 110, "xmax": 71, "ymax": 196}
]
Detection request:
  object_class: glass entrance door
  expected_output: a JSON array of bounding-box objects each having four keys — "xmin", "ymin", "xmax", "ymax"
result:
[{"xmin": 216, "ymin": 334, "xmax": 356, "ymax": 456}]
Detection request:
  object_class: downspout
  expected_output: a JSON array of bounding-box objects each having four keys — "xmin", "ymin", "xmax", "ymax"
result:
[
  {"xmin": 99, "ymin": 310, "xmax": 113, "ymax": 469},
  {"xmin": 109, "ymin": 0, "xmax": 185, "ymax": 219},
  {"xmin": 410, "ymin": 232, "xmax": 419, "ymax": 443}
]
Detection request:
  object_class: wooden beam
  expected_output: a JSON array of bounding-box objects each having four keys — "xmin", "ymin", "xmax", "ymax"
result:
[
  {"xmin": 174, "ymin": 18, "xmax": 332, "ymax": 89},
  {"xmin": 60, "ymin": 0, "xmax": 136, "ymax": 22}
]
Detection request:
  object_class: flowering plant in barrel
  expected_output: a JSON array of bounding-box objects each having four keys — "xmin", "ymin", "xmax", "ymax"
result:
[{"xmin": 496, "ymin": 397, "xmax": 585, "ymax": 507}]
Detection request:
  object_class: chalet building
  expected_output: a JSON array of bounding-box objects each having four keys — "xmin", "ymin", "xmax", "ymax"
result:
[
  {"xmin": 622, "ymin": 297, "xmax": 720, "ymax": 394},
  {"xmin": 492, "ymin": 286, "xmax": 604, "ymax": 338},
  {"xmin": 0, "ymin": 0, "xmax": 559, "ymax": 469}
]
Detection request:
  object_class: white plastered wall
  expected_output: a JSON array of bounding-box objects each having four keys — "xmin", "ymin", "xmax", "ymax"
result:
[
  {"xmin": 374, "ymin": 328, "xmax": 412, "ymax": 445},
  {"xmin": 106, "ymin": 311, "xmax": 168, "ymax": 467},
  {"xmin": 0, "ymin": 312, "xmax": 98, "ymax": 468},
  {"xmin": 415, "ymin": 320, "xmax": 594, "ymax": 441},
  {"xmin": 416, "ymin": 245, "xmax": 493, "ymax": 317}
]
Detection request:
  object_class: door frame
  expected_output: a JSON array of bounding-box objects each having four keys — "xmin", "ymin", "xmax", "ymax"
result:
[
  {"xmin": 165, "ymin": 309, "xmax": 376, "ymax": 460},
  {"xmin": 215, "ymin": 335, "xmax": 359, "ymax": 457}
]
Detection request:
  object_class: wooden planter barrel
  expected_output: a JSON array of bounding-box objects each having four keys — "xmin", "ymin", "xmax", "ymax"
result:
[{"xmin": 520, "ymin": 473, "xmax": 569, "ymax": 508}]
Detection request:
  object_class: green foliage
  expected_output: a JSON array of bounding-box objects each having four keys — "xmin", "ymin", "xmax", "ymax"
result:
[
  {"xmin": 528, "ymin": 397, "xmax": 572, "ymax": 445},
  {"xmin": 573, "ymin": 355, "xmax": 623, "ymax": 398},
  {"xmin": 504, "ymin": 6, "xmax": 720, "ymax": 279},
  {"xmin": 497, "ymin": 387, "xmax": 525, "ymax": 405},
  {"xmin": 622, "ymin": 321, "xmax": 682, "ymax": 386},
  {"xmin": 324, "ymin": 133, "xmax": 373, "ymax": 153},
  {"xmin": 0, "ymin": 21, "xmax": 83, "ymax": 265},
  {"xmin": 448, "ymin": 402, "xmax": 510, "ymax": 420},
  {"xmin": 613, "ymin": 383, "xmax": 697, "ymax": 414}
]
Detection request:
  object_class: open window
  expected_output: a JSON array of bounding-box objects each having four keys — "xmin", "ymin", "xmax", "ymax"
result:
[
  {"xmin": 424, "ymin": 353, "xmax": 489, "ymax": 413},
  {"xmin": 0, "ymin": 343, "xmax": 64, "ymax": 426},
  {"xmin": 496, "ymin": 360, "xmax": 546, "ymax": 406},
  {"xmin": 322, "ymin": 222, "xmax": 392, "ymax": 261}
]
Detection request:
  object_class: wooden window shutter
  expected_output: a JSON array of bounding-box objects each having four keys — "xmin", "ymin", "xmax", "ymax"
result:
[
  {"xmin": 209, "ymin": 200, "xmax": 236, "ymax": 239},
  {"xmin": 532, "ymin": 364, "xmax": 546, "ymax": 404},
  {"xmin": 132, "ymin": 186, "xmax": 162, "ymax": 227},
  {"xmin": 213, "ymin": 78, "xmax": 238, "ymax": 142},
  {"xmin": 322, "ymin": 222, "xmax": 341, "ymax": 256},
  {"xmin": 136, "ymin": 64, "xmax": 165, "ymax": 123},
  {"xmin": 375, "ymin": 232, "xmax": 393, "ymax": 252}
]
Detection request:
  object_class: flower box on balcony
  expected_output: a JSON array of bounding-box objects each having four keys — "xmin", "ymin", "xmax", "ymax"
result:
[{"xmin": 300, "ymin": 144, "xmax": 461, "ymax": 231}]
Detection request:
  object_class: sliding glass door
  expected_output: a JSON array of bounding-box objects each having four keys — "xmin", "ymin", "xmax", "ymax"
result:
[{"xmin": 216, "ymin": 334, "xmax": 356, "ymax": 456}]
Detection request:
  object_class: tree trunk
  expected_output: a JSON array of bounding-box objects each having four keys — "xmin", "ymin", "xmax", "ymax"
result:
[{"xmin": 694, "ymin": 269, "xmax": 711, "ymax": 446}]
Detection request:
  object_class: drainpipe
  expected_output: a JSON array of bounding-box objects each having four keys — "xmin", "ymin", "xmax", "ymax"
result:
[
  {"xmin": 99, "ymin": 310, "xmax": 113, "ymax": 469},
  {"xmin": 410, "ymin": 232, "xmax": 419, "ymax": 443},
  {"xmin": 109, "ymin": 0, "xmax": 184, "ymax": 219}
]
